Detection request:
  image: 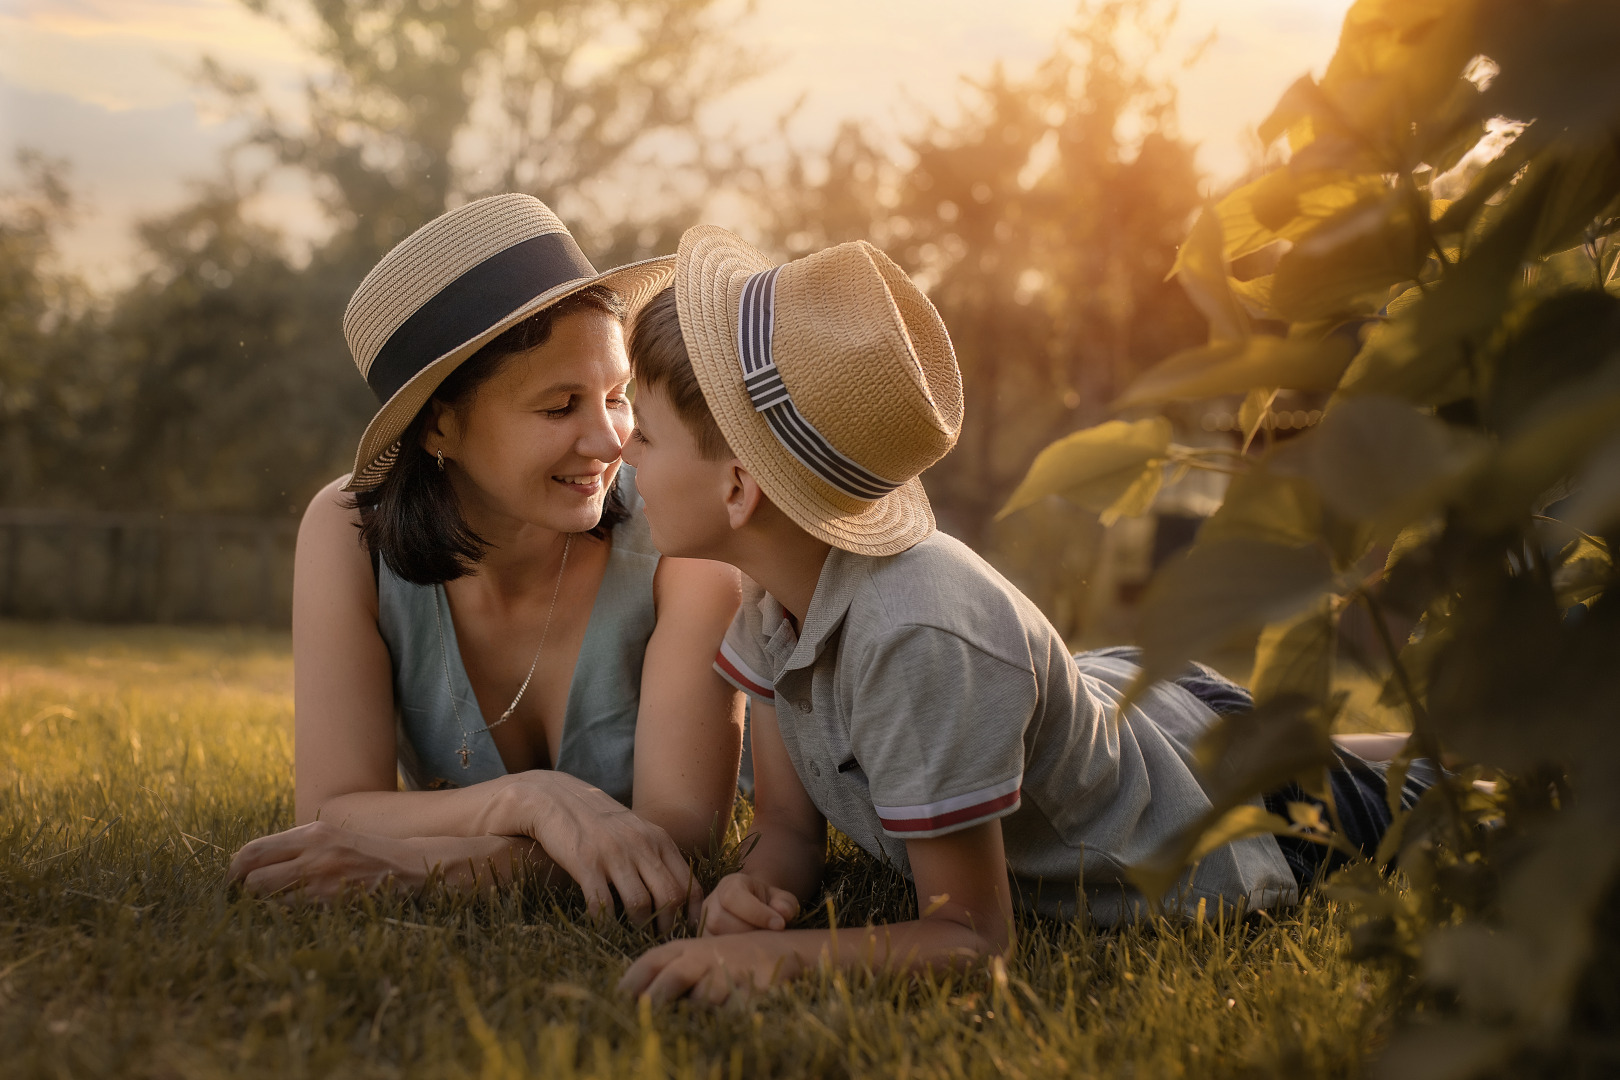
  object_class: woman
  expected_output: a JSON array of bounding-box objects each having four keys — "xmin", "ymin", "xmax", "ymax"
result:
[{"xmin": 227, "ymin": 195, "xmax": 743, "ymax": 931}]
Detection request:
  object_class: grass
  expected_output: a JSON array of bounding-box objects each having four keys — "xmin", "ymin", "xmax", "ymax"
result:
[{"xmin": 0, "ymin": 620, "xmax": 1397, "ymax": 1078}]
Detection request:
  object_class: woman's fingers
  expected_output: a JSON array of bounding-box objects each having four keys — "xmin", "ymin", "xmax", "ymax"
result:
[
  {"xmin": 605, "ymin": 857, "xmax": 657, "ymax": 928},
  {"xmin": 652, "ymin": 839, "xmax": 703, "ymax": 929}
]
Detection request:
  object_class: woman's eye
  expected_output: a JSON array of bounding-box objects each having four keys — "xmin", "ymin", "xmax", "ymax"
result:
[
  {"xmin": 541, "ymin": 399, "xmax": 574, "ymax": 417},
  {"xmin": 608, "ymin": 396, "xmax": 630, "ymax": 409}
]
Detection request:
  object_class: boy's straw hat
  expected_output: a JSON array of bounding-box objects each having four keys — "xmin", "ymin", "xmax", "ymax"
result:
[
  {"xmin": 676, "ymin": 226, "xmax": 963, "ymax": 556},
  {"xmin": 341, "ymin": 193, "xmax": 674, "ymax": 491}
]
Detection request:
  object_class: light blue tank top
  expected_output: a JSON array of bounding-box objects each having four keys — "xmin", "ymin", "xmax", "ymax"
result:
[{"xmin": 377, "ymin": 468, "xmax": 659, "ymax": 803}]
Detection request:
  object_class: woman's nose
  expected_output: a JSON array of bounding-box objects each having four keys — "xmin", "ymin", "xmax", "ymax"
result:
[{"xmin": 576, "ymin": 399, "xmax": 629, "ymax": 462}]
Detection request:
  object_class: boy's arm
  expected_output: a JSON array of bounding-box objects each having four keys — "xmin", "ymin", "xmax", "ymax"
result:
[
  {"xmin": 736, "ymin": 700, "xmax": 828, "ymax": 901},
  {"xmin": 619, "ymin": 819, "xmax": 1014, "ymax": 1004}
]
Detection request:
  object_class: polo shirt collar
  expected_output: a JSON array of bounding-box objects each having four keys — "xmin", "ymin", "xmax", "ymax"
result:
[{"xmin": 758, "ymin": 546, "xmax": 866, "ymax": 676}]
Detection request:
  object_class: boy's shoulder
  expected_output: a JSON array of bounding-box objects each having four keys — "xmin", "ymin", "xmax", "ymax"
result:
[{"xmin": 839, "ymin": 530, "xmax": 1061, "ymax": 667}]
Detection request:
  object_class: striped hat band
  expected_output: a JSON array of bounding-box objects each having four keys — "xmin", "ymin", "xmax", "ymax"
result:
[{"xmin": 735, "ymin": 267, "xmax": 902, "ymax": 501}]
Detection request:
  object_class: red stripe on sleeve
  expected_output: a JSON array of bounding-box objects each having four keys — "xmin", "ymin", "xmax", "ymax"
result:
[
  {"xmin": 715, "ymin": 650, "xmax": 774, "ymax": 699},
  {"xmin": 877, "ymin": 789, "xmax": 1021, "ymax": 833}
]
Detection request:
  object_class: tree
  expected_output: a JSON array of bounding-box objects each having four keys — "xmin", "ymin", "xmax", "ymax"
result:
[
  {"xmin": 1003, "ymin": 0, "xmax": 1620, "ymax": 1073},
  {"xmin": 211, "ymin": 0, "xmax": 751, "ymax": 266},
  {"xmin": 6, "ymin": 0, "xmax": 752, "ymax": 517},
  {"xmin": 0, "ymin": 152, "xmax": 114, "ymax": 506},
  {"xmin": 745, "ymin": 0, "xmax": 1206, "ymax": 550}
]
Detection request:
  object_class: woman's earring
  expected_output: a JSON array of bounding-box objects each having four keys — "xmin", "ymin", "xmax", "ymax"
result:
[{"xmin": 436, "ymin": 450, "xmax": 445, "ymax": 472}]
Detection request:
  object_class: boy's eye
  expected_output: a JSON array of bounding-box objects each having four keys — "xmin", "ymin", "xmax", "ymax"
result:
[{"xmin": 629, "ymin": 427, "xmax": 649, "ymax": 444}]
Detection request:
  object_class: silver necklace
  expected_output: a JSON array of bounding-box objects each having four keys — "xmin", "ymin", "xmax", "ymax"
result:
[{"xmin": 435, "ymin": 533, "xmax": 572, "ymax": 768}]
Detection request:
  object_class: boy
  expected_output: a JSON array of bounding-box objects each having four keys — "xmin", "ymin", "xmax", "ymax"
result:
[{"xmin": 617, "ymin": 227, "xmax": 1297, "ymax": 1005}]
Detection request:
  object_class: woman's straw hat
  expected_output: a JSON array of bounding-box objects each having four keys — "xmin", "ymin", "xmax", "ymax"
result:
[
  {"xmin": 675, "ymin": 226, "xmax": 963, "ymax": 556},
  {"xmin": 341, "ymin": 193, "xmax": 674, "ymax": 491}
]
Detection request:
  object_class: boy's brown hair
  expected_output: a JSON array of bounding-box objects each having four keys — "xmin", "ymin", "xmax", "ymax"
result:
[{"xmin": 629, "ymin": 286, "xmax": 733, "ymax": 459}]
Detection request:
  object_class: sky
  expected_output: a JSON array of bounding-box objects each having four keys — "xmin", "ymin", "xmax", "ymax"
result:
[{"xmin": 0, "ymin": 0, "xmax": 1354, "ymax": 290}]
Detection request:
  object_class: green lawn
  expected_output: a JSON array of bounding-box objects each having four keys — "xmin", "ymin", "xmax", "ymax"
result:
[{"xmin": 0, "ymin": 620, "xmax": 1393, "ymax": 1078}]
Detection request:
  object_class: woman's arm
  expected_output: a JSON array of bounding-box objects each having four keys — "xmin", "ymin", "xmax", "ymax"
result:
[
  {"xmin": 227, "ymin": 821, "xmax": 555, "ymax": 899},
  {"xmin": 287, "ymin": 480, "xmax": 590, "ymax": 840},
  {"xmin": 270, "ymin": 479, "xmax": 699, "ymax": 926},
  {"xmin": 630, "ymin": 557, "xmax": 747, "ymax": 854},
  {"xmin": 291, "ymin": 477, "xmax": 403, "ymax": 826}
]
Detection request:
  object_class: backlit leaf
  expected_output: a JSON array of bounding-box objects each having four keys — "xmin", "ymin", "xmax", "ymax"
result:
[
  {"xmin": 1251, "ymin": 602, "xmax": 1338, "ymax": 705},
  {"xmin": 1134, "ymin": 538, "xmax": 1337, "ymax": 689},
  {"xmin": 995, "ymin": 418, "xmax": 1172, "ymax": 521},
  {"xmin": 1201, "ymin": 466, "xmax": 1324, "ymax": 549},
  {"xmin": 1215, "ymin": 168, "xmax": 1389, "ymax": 263},
  {"xmin": 1169, "ymin": 208, "xmax": 1248, "ymax": 341},
  {"xmin": 1115, "ymin": 335, "xmax": 1356, "ymax": 409},
  {"xmin": 1271, "ymin": 193, "xmax": 1426, "ymax": 321},
  {"xmin": 1301, "ymin": 396, "xmax": 1485, "ymax": 530}
]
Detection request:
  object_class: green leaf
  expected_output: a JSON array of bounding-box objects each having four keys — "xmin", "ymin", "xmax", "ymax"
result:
[
  {"xmin": 1464, "ymin": 390, "xmax": 1620, "ymax": 531},
  {"xmin": 1300, "ymin": 396, "xmax": 1485, "ymax": 531},
  {"xmin": 1115, "ymin": 335, "xmax": 1356, "ymax": 409},
  {"xmin": 1478, "ymin": 0, "xmax": 1620, "ymax": 137},
  {"xmin": 1251, "ymin": 602, "xmax": 1338, "ymax": 705},
  {"xmin": 1487, "ymin": 291, "xmax": 1620, "ymax": 436},
  {"xmin": 1215, "ymin": 168, "xmax": 1389, "ymax": 264},
  {"xmin": 1169, "ymin": 208, "xmax": 1248, "ymax": 341},
  {"xmin": 1134, "ymin": 538, "xmax": 1337, "ymax": 689},
  {"xmin": 1200, "ymin": 465, "xmax": 1324, "ymax": 549},
  {"xmin": 1271, "ymin": 192, "xmax": 1427, "ymax": 322},
  {"xmin": 995, "ymin": 418, "xmax": 1172, "ymax": 521},
  {"xmin": 1194, "ymin": 694, "xmax": 1341, "ymax": 799}
]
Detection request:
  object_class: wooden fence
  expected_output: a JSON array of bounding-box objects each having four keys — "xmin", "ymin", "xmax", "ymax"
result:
[{"xmin": 0, "ymin": 509, "xmax": 298, "ymax": 626}]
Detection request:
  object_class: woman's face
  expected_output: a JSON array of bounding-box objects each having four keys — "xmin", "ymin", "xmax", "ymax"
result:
[{"xmin": 429, "ymin": 307, "xmax": 631, "ymax": 536}]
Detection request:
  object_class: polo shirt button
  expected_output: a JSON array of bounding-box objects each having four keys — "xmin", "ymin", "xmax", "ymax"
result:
[
  {"xmin": 796, "ymin": 699, "xmax": 812, "ymax": 713},
  {"xmin": 811, "ymin": 762, "xmax": 822, "ymax": 777}
]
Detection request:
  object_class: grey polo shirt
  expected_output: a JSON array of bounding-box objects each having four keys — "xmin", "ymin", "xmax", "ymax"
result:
[{"xmin": 714, "ymin": 529, "xmax": 1297, "ymax": 927}]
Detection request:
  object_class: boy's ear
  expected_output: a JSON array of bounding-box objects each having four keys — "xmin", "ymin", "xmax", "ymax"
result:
[
  {"xmin": 724, "ymin": 461, "xmax": 766, "ymax": 531},
  {"xmin": 418, "ymin": 399, "xmax": 459, "ymax": 459}
]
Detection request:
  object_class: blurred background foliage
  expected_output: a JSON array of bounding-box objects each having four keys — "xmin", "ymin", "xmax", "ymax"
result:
[
  {"xmin": 1000, "ymin": 0, "xmax": 1620, "ymax": 1075},
  {"xmin": 0, "ymin": 0, "xmax": 1204, "ymax": 633}
]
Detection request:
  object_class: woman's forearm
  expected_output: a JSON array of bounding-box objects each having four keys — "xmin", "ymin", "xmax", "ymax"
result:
[
  {"xmin": 304, "ymin": 773, "xmax": 528, "ymax": 838},
  {"xmin": 405, "ymin": 833, "xmax": 556, "ymax": 890}
]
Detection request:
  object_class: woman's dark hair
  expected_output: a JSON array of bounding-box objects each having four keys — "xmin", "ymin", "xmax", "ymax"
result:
[{"xmin": 352, "ymin": 284, "xmax": 629, "ymax": 585}]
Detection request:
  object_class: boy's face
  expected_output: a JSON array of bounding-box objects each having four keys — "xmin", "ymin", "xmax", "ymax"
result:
[{"xmin": 623, "ymin": 385, "xmax": 736, "ymax": 559}]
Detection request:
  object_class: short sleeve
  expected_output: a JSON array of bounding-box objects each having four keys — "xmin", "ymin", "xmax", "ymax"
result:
[
  {"xmin": 713, "ymin": 599, "xmax": 775, "ymax": 702},
  {"xmin": 850, "ymin": 625, "xmax": 1035, "ymax": 839}
]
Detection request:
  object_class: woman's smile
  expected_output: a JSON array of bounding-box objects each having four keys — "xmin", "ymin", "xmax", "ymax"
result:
[{"xmin": 553, "ymin": 471, "xmax": 606, "ymax": 495}]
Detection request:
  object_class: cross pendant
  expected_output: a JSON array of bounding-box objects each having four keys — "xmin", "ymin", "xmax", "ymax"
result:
[{"xmin": 458, "ymin": 743, "xmax": 472, "ymax": 768}]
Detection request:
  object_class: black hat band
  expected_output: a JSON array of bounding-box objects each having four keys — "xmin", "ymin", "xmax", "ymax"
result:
[{"xmin": 365, "ymin": 230, "xmax": 597, "ymax": 404}]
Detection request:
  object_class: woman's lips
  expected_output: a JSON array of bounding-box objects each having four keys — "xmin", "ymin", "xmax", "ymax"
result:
[{"xmin": 553, "ymin": 473, "xmax": 603, "ymax": 495}]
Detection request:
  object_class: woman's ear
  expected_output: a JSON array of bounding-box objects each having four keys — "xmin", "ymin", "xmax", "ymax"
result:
[
  {"xmin": 418, "ymin": 398, "xmax": 460, "ymax": 461},
  {"xmin": 724, "ymin": 461, "xmax": 765, "ymax": 531}
]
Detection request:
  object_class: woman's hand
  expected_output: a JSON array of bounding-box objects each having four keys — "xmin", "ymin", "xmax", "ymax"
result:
[
  {"xmin": 618, "ymin": 933, "xmax": 806, "ymax": 1005},
  {"xmin": 491, "ymin": 770, "xmax": 702, "ymax": 933},
  {"xmin": 227, "ymin": 821, "xmax": 424, "ymax": 901},
  {"xmin": 700, "ymin": 872, "xmax": 800, "ymax": 935}
]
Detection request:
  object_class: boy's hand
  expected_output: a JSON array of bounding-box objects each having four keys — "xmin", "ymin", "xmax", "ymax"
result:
[
  {"xmin": 618, "ymin": 934, "xmax": 805, "ymax": 1005},
  {"xmin": 701, "ymin": 872, "xmax": 800, "ymax": 935}
]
